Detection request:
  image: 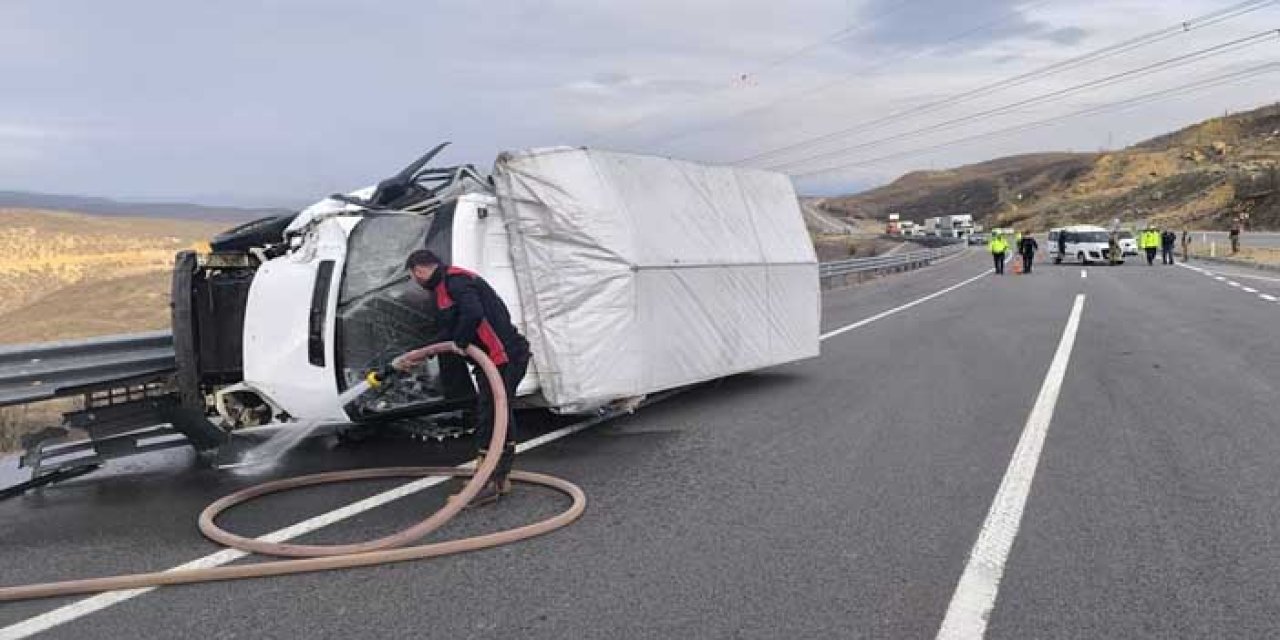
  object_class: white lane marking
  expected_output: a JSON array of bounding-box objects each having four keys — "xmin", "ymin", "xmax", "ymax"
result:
[
  {"xmin": 1215, "ymin": 276, "xmax": 1227, "ymax": 281},
  {"xmin": 1243, "ymin": 287, "xmax": 1259, "ymax": 294},
  {"xmin": 1262, "ymin": 294, "xmax": 1279, "ymax": 302},
  {"xmin": 4, "ymin": 265, "xmax": 989, "ymax": 638},
  {"xmin": 936, "ymin": 294, "xmax": 1086, "ymax": 640},
  {"xmin": 1211, "ymin": 271, "xmax": 1280, "ymax": 284},
  {"xmin": 820, "ymin": 270, "xmax": 992, "ymax": 341},
  {"xmin": 0, "ymin": 407, "xmax": 623, "ymax": 640},
  {"xmin": 1080, "ymin": 270, "xmax": 1087, "ymax": 279},
  {"xmin": 1228, "ymin": 281, "xmax": 1242, "ymax": 288}
]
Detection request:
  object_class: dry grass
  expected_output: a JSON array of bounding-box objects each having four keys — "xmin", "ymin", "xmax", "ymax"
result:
[
  {"xmin": 0, "ymin": 209, "xmax": 224, "ymax": 344},
  {"xmin": 0, "ymin": 399, "xmax": 79, "ymax": 453},
  {"xmin": 1218, "ymin": 247, "xmax": 1280, "ymax": 265}
]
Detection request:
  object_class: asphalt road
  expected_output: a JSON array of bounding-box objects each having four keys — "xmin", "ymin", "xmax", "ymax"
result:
[{"xmin": 2, "ymin": 250, "xmax": 1278, "ymax": 639}]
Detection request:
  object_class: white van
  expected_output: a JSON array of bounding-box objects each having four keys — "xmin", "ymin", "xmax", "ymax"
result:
[{"xmin": 1047, "ymin": 225, "xmax": 1119, "ymax": 265}]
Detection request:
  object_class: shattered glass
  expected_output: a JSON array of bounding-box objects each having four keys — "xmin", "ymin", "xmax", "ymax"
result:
[{"xmin": 335, "ymin": 213, "xmax": 463, "ymax": 417}]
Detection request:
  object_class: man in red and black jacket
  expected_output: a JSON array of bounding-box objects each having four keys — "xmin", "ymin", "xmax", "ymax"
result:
[{"xmin": 397, "ymin": 249, "xmax": 531, "ymax": 504}]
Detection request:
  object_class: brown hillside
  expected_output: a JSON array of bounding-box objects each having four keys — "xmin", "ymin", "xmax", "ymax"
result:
[
  {"xmin": 824, "ymin": 103, "xmax": 1280, "ymax": 232},
  {"xmin": 0, "ymin": 209, "xmax": 224, "ymax": 344}
]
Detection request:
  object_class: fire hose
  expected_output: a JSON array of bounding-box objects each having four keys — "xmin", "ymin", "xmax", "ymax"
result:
[{"xmin": 0, "ymin": 343, "xmax": 586, "ymax": 602}]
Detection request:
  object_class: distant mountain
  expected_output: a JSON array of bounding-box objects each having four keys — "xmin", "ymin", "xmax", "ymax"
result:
[
  {"xmin": 823, "ymin": 103, "xmax": 1280, "ymax": 231},
  {"xmin": 0, "ymin": 190, "xmax": 292, "ymax": 223}
]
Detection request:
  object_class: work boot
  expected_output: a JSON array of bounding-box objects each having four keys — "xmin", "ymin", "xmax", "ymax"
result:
[{"xmin": 448, "ymin": 476, "xmax": 512, "ymax": 508}]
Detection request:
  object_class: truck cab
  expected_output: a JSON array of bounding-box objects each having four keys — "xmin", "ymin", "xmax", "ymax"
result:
[{"xmin": 171, "ymin": 148, "xmax": 534, "ymax": 431}]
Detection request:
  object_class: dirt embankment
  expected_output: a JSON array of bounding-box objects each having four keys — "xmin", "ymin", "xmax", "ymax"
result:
[
  {"xmin": 0, "ymin": 209, "xmax": 224, "ymax": 343},
  {"xmin": 824, "ymin": 103, "xmax": 1280, "ymax": 233}
]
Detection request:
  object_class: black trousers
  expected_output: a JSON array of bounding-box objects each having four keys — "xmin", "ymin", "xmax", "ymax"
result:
[
  {"xmin": 1145, "ymin": 248, "xmax": 1157, "ymax": 265},
  {"xmin": 1021, "ymin": 252, "xmax": 1034, "ymax": 273},
  {"xmin": 993, "ymin": 252, "xmax": 1005, "ymax": 274},
  {"xmin": 1161, "ymin": 247, "xmax": 1174, "ymax": 264},
  {"xmin": 472, "ymin": 347, "xmax": 529, "ymax": 480}
]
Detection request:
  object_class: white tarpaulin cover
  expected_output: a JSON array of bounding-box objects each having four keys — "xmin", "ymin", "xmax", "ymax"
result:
[{"xmin": 493, "ymin": 147, "xmax": 820, "ymax": 412}]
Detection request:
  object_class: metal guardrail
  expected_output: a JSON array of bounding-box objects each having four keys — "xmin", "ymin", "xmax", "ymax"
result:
[
  {"xmin": 0, "ymin": 245, "xmax": 963, "ymax": 409},
  {"xmin": 819, "ymin": 244, "xmax": 965, "ymax": 285},
  {"xmin": 0, "ymin": 330, "xmax": 176, "ymax": 408}
]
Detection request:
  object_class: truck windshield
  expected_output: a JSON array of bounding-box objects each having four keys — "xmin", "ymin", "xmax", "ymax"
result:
[
  {"xmin": 335, "ymin": 212, "xmax": 453, "ymax": 401},
  {"xmin": 1075, "ymin": 231, "xmax": 1110, "ymax": 243},
  {"xmin": 334, "ymin": 205, "xmax": 475, "ymax": 420}
]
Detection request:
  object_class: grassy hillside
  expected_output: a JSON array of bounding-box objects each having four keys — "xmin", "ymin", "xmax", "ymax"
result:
[
  {"xmin": 0, "ymin": 209, "xmax": 224, "ymax": 343},
  {"xmin": 824, "ymin": 103, "xmax": 1280, "ymax": 232}
]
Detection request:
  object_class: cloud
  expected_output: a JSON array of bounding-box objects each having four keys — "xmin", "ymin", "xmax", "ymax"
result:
[
  {"xmin": 850, "ymin": 0, "xmax": 1090, "ymax": 52},
  {"xmin": 0, "ymin": 0, "xmax": 1275, "ymax": 202}
]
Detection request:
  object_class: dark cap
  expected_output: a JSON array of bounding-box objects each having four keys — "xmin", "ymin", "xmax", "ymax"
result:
[{"xmin": 404, "ymin": 249, "xmax": 443, "ymax": 270}]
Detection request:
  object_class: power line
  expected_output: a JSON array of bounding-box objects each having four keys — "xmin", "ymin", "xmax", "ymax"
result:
[
  {"xmin": 734, "ymin": 0, "xmax": 1277, "ymax": 166},
  {"xmin": 738, "ymin": 0, "xmax": 927, "ymax": 79},
  {"xmin": 581, "ymin": 0, "xmax": 928, "ymax": 146},
  {"xmin": 790, "ymin": 62, "xmax": 1280, "ymax": 177},
  {"xmin": 767, "ymin": 28, "xmax": 1280, "ymax": 172},
  {"xmin": 641, "ymin": 0, "xmax": 1055, "ymax": 151}
]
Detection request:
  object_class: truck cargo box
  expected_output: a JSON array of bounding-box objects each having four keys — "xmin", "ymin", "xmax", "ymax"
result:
[{"xmin": 494, "ymin": 148, "xmax": 820, "ymax": 413}]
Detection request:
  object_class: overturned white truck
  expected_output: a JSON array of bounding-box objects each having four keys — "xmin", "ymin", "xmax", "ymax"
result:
[{"xmin": 173, "ymin": 146, "xmax": 820, "ymax": 435}]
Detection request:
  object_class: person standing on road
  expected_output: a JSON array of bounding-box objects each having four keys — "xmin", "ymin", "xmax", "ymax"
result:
[
  {"xmin": 989, "ymin": 232, "xmax": 1009, "ymax": 275},
  {"xmin": 1229, "ymin": 223, "xmax": 1242, "ymax": 254},
  {"xmin": 1161, "ymin": 229, "xmax": 1177, "ymax": 265},
  {"xmin": 1181, "ymin": 229, "xmax": 1192, "ymax": 262},
  {"xmin": 1057, "ymin": 230, "xmax": 1067, "ymax": 262},
  {"xmin": 1141, "ymin": 227, "xmax": 1160, "ymax": 266},
  {"xmin": 1017, "ymin": 231, "xmax": 1039, "ymax": 274},
  {"xmin": 1109, "ymin": 231, "xmax": 1123, "ymax": 266},
  {"xmin": 396, "ymin": 249, "xmax": 532, "ymax": 505}
]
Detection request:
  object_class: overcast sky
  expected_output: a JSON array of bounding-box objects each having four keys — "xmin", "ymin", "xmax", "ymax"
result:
[{"xmin": 2, "ymin": 0, "xmax": 1277, "ymax": 206}]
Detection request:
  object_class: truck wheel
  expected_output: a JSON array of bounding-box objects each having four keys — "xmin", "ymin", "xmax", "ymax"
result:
[{"xmin": 209, "ymin": 214, "xmax": 295, "ymax": 252}]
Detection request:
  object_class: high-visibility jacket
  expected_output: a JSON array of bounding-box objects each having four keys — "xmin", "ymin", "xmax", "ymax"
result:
[
  {"xmin": 989, "ymin": 236, "xmax": 1009, "ymax": 254},
  {"xmin": 1140, "ymin": 230, "xmax": 1161, "ymax": 249}
]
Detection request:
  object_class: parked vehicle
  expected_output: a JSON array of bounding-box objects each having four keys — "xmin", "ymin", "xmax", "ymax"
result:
[
  {"xmin": 1117, "ymin": 229, "xmax": 1138, "ymax": 256},
  {"xmin": 1047, "ymin": 225, "xmax": 1119, "ymax": 264}
]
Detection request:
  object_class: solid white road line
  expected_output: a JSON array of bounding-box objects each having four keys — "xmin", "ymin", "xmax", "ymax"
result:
[
  {"xmin": 1178, "ymin": 264, "xmax": 1280, "ymax": 303},
  {"xmin": 4, "ymin": 265, "xmax": 992, "ymax": 639},
  {"xmin": 820, "ymin": 270, "xmax": 992, "ymax": 341},
  {"xmin": 936, "ymin": 294, "xmax": 1086, "ymax": 640},
  {"xmin": 0, "ymin": 406, "xmax": 631, "ymax": 640},
  {"xmin": 1211, "ymin": 271, "xmax": 1280, "ymax": 284}
]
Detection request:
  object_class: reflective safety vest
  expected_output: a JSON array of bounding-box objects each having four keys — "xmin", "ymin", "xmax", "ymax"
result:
[
  {"xmin": 1140, "ymin": 230, "xmax": 1160, "ymax": 249},
  {"xmin": 989, "ymin": 236, "xmax": 1009, "ymax": 254}
]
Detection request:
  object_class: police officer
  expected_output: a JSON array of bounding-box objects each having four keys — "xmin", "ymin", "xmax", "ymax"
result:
[
  {"xmin": 989, "ymin": 232, "xmax": 1009, "ymax": 275},
  {"xmin": 1141, "ymin": 227, "xmax": 1160, "ymax": 266},
  {"xmin": 397, "ymin": 249, "xmax": 531, "ymax": 504},
  {"xmin": 1017, "ymin": 231, "xmax": 1039, "ymax": 274},
  {"xmin": 1160, "ymin": 229, "xmax": 1177, "ymax": 265}
]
